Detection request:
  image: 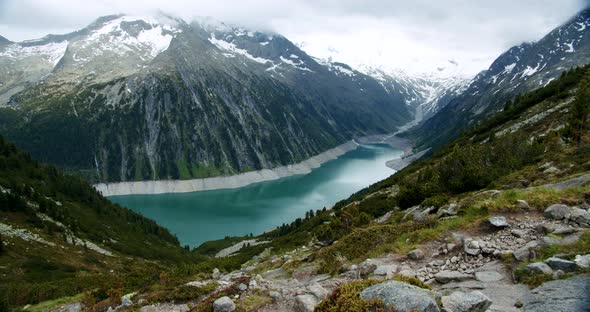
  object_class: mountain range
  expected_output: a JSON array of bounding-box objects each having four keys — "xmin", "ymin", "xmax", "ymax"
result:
[
  {"xmin": 2, "ymin": 9, "xmax": 590, "ymax": 184},
  {"xmin": 0, "ymin": 14, "xmax": 433, "ymax": 183},
  {"xmin": 409, "ymin": 8, "xmax": 590, "ymax": 149}
]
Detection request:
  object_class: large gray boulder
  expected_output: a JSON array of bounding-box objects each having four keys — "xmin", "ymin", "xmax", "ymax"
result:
[
  {"xmin": 544, "ymin": 204, "xmax": 571, "ymax": 220},
  {"xmin": 524, "ymin": 275, "xmax": 590, "ymax": 311},
  {"xmin": 434, "ymin": 271, "xmax": 473, "ymax": 284},
  {"xmin": 442, "ymin": 291, "xmax": 492, "ymax": 312},
  {"xmin": 545, "ymin": 257, "xmax": 578, "ymax": 272},
  {"xmin": 213, "ymin": 296, "xmax": 235, "ymax": 312},
  {"xmin": 360, "ymin": 280, "xmax": 440, "ymax": 312},
  {"xmin": 524, "ymin": 262, "xmax": 554, "ymax": 275}
]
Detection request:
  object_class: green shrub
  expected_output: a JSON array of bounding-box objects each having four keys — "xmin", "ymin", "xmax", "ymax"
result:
[{"xmin": 315, "ymin": 280, "xmax": 385, "ymax": 312}]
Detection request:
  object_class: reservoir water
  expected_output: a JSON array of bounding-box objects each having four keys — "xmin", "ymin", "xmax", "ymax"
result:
[{"xmin": 109, "ymin": 144, "xmax": 401, "ymax": 247}]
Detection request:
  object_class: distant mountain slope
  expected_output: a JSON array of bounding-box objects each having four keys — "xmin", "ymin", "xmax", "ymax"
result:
[
  {"xmin": 356, "ymin": 65, "xmax": 470, "ymax": 120},
  {"xmin": 409, "ymin": 8, "xmax": 590, "ymax": 149},
  {"xmin": 0, "ymin": 15, "xmax": 412, "ymax": 183}
]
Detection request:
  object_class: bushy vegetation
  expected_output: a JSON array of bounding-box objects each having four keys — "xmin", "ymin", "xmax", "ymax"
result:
[{"xmin": 315, "ymin": 280, "xmax": 385, "ymax": 312}]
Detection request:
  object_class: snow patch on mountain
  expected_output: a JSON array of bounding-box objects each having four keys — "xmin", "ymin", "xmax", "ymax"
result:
[
  {"xmin": 209, "ymin": 35, "xmax": 271, "ymax": 64},
  {"xmin": 0, "ymin": 41, "xmax": 68, "ymax": 66},
  {"xmin": 76, "ymin": 15, "xmax": 177, "ymax": 62}
]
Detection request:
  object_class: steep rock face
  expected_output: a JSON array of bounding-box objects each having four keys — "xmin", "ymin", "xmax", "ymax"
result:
[
  {"xmin": 410, "ymin": 8, "xmax": 590, "ymax": 148},
  {"xmin": 0, "ymin": 15, "xmax": 411, "ymax": 183}
]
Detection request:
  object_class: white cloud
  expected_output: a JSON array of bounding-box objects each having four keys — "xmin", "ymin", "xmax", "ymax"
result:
[{"xmin": 0, "ymin": 0, "xmax": 587, "ymax": 76}]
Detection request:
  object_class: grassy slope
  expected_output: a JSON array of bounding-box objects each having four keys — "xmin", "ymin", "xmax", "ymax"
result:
[
  {"xmin": 0, "ymin": 136, "xmax": 208, "ymax": 308},
  {"xmin": 234, "ymin": 65, "xmax": 590, "ymax": 271}
]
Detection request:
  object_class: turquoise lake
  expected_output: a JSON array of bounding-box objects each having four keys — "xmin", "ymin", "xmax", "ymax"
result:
[{"xmin": 109, "ymin": 144, "xmax": 401, "ymax": 247}]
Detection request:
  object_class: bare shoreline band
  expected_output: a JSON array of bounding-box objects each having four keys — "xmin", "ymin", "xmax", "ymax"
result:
[{"xmin": 94, "ymin": 135, "xmax": 414, "ymax": 196}]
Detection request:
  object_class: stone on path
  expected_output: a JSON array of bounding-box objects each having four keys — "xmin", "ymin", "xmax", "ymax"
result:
[
  {"xmin": 360, "ymin": 280, "xmax": 439, "ymax": 312},
  {"xmin": 434, "ymin": 271, "xmax": 473, "ymax": 284},
  {"xmin": 488, "ymin": 216, "xmax": 509, "ymax": 228},
  {"xmin": 474, "ymin": 271, "xmax": 504, "ymax": 282},
  {"xmin": 442, "ymin": 291, "xmax": 492, "ymax": 312}
]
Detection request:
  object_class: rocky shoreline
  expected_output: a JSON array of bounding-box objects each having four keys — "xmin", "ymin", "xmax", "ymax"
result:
[
  {"xmin": 94, "ymin": 134, "xmax": 415, "ymax": 196},
  {"xmin": 94, "ymin": 141, "xmax": 358, "ymax": 196}
]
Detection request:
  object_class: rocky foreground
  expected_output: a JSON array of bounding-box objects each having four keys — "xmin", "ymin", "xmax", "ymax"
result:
[{"xmin": 51, "ymin": 193, "xmax": 590, "ymax": 312}]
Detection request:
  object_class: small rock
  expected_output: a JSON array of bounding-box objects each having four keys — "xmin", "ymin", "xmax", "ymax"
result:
[
  {"xmin": 248, "ymin": 280, "xmax": 258, "ymax": 288},
  {"xmin": 238, "ymin": 283, "xmax": 248, "ymax": 291},
  {"xmin": 434, "ymin": 270, "xmax": 472, "ymax": 284},
  {"xmin": 545, "ymin": 257, "xmax": 577, "ymax": 272},
  {"xmin": 543, "ymin": 236, "xmax": 562, "ymax": 246},
  {"xmin": 574, "ymin": 254, "xmax": 590, "ymax": 268},
  {"xmin": 269, "ymin": 291, "xmax": 281, "ymax": 302},
  {"xmin": 553, "ymin": 227, "xmax": 578, "ymax": 235},
  {"xmin": 408, "ymin": 249, "xmax": 426, "ymax": 260},
  {"xmin": 213, "ymin": 296, "xmax": 235, "ymax": 312},
  {"xmin": 524, "ymin": 262, "xmax": 554, "ymax": 275},
  {"xmin": 474, "ymin": 271, "xmax": 504, "ymax": 282},
  {"xmin": 517, "ymin": 200, "xmax": 530, "ymax": 210},
  {"xmin": 360, "ymin": 280, "xmax": 439, "ymax": 312},
  {"xmin": 488, "ymin": 216, "xmax": 509, "ymax": 228},
  {"xmin": 374, "ymin": 264, "xmax": 398, "ymax": 277},
  {"xmin": 513, "ymin": 240, "xmax": 540, "ymax": 261},
  {"xmin": 464, "ymin": 239, "xmax": 481, "ymax": 256},
  {"xmin": 544, "ymin": 204, "xmax": 572, "ymax": 220},
  {"xmin": 441, "ymin": 290, "xmax": 492, "ymax": 312},
  {"xmin": 570, "ymin": 207, "xmax": 590, "ymax": 225},
  {"xmin": 510, "ymin": 229, "xmax": 527, "ymax": 238},
  {"xmin": 553, "ymin": 269, "xmax": 565, "ymax": 279},
  {"xmin": 437, "ymin": 203, "xmax": 459, "ymax": 218},
  {"xmin": 212, "ymin": 268, "xmax": 221, "ymax": 279},
  {"xmin": 543, "ymin": 166, "xmax": 560, "ymax": 174},
  {"xmin": 295, "ymin": 294, "xmax": 318, "ymax": 312},
  {"xmin": 307, "ymin": 283, "xmax": 330, "ymax": 300},
  {"xmin": 536, "ymin": 223, "xmax": 555, "ymax": 234},
  {"xmin": 398, "ymin": 269, "xmax": 418, "ymax": 278}
]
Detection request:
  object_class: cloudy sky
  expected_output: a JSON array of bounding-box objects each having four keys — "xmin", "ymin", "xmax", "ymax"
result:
[{"xmin": 0, "ymin": 0, "xmax": 587, "ymax": 77}]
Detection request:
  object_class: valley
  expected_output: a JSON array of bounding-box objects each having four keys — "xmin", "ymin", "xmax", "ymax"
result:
[
  {"xmin": 0, "ymin": 3, "xmax": 590, "ymax": 312},
  {"xmin": 109, "ymin": 144, "xmax": 402, "ymax": 247}
]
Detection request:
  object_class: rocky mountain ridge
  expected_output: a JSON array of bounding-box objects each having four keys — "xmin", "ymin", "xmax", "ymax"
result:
[
  {"xmin": 409, "ymin": 8, "xmax": 590, "ymax": 149},
  {"xmin": 0, "ymin": 14, "xmax": 413, "ymax": 183}
]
